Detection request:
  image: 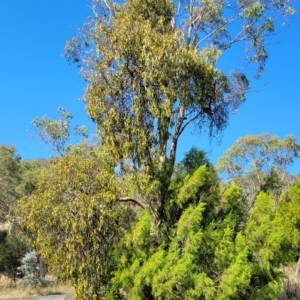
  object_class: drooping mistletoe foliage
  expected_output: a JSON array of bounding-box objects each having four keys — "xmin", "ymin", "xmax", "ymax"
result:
[
  {"xmin": 17, "ymin": 150, "xmax": 137, "ymax": 299},
  {"xmin": 64, "ymin": 0, "xmax": 295, "ymax": 222}
]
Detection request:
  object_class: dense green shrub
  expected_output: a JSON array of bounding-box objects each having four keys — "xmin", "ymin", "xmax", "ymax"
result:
[{"xmin": 0, "ymin": 230, "xmax": 29, "ymax": 281}]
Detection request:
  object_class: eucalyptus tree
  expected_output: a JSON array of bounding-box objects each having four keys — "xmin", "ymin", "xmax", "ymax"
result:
[
  {"xmin": 64, "ymin": 0, "xmax": 295, "ymax": 224},
  {"xmin": 216, "ymin": 133, "xmax": 300, "ymax": 203},
  {"xmin": 32, "ymin": 107, "xmax": 89, "ymax": 156}
]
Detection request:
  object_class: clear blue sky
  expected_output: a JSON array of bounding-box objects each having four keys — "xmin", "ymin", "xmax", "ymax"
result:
[{"xmin": 0, "ymin": 0, "xmax": 299, "ymax": 171}]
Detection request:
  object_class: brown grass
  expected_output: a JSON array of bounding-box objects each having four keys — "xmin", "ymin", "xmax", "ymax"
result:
[
  {"xmin": 0, "ymin": 222, "xmax": 10, "ymax": 231},
  {"xmin": 1, "ymin": 265, "xmax": 299, "ymax": 299},
  {"xmin": 0, "ymin": 275, "xmax": 74, "ymax": 299},
  {"xmin": 279, "ymin": 265, "xmax": 300, "ymax": 299}
]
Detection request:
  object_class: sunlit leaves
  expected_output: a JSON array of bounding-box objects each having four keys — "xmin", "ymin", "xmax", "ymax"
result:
[
  {"xmin": 31, "ymin": 107, "xmax": 89, "ymax": 156},
  {"xmin": 110, "ymin": 164, "xmax": 300, "ymax": 299},
  {"xmin": 17, "ymin": 152, "xmax": 131, "ymax": 299},
  {"xmin": 0, "ymin": 145, "xmax": 21, "ymax": 223},
  {"xmin": 216, "ymin": 133, "xmax": 300, "ymax": 203},
  {"xmin": 66, "ymin": 0, "xmax": 252, "ymax": 178}
]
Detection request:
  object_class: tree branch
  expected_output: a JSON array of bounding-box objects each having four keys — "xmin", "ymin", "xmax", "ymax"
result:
[
  {"xmin": 221, "ymin": 21, "xmax": 255, "ymax": 52},
  {"xmin": 172, "ymin": 0, "xmax": 183, "ymax": 29},
  {"xmin": 196, "ymin": 17, "xmax": 237, "ymax": 47},
  {"xmin": 187, "ymin": 0, "xmax": 195, "ymax": 44},
  {"xmin": 117, "ymin": 197, "xmax": 148, "ymax": 209},
  {"xmin": 179, "ymin": 115, "xmax": 198, "ymax": 138},
  {"xmin": 170, "ymin": 106, "xmax": 185, "ymax": 167},
  {"xmin": 102, "ymin": 0, "xmax": 112, "ymax": 11}
]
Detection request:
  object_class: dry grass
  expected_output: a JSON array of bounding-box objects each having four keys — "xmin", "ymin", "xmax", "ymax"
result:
[
  {"xmin": 0, "ymin": 275, "xmax": 74, "ymax": 299},
  {"xmin": 279, "ymin": 265, "xmax": 300, "ymax": 299},
  {"xmin": 1, "ymin": 265, "xmax": 299, "ymax": 299},
  {"xmin": 0, "ymin": 223, "xmax": 10, "ymax": 231}
]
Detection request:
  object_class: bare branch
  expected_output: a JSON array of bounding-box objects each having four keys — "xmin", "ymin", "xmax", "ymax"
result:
[
  {"xmin": 187, "ymin": 0, "xmax": 196, "ymax": 44},
  {"xmin": 179, "ymin": 111, "xmax": 202, "ymax": 136},
  {"xmin": 117, "ymin": 197, "xmax": 148, "ymax": 209},
  {"xmin": 221, "ymin": 21, "xmax": 255, "ymax": 52},
  {"xmin": 170, "ymin": 106, "xmax": 185, "ymax": 166},
  {"xmin": 102, "ymin": 0, "xmax": 112, "ymax": 11},
  {"xmin": 172, "ymin": 0, "xmax": 183, "ymax": 29},
  {"xmin": 197, "ymin": 17, "xmax": 237, "ymax": 47}
]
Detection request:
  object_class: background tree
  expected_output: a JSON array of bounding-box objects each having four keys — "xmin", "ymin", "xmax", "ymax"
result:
[
  {"xmin": 0, "ymin": 229, "xmax": 29, "ymax": 282},
  {"xmin": 0, "ymin": 145, "xmax": 50, "ymax": 224},
  {"xmin": 32, "ymin": 107, "xmax": 89, "ymax": 156},
  {"xmin": 0, "ymin": 145, "xmax": 47, "ymax": 283},
  {"xmin": 216, "ymin": 133, "xmax": 300, "ymax": 204},
  {"xmin": 0, "ymin": 145, "xmax": 21, "ymax": 224},
  {"xmin": 178, "ymin": 147, "xmax": 212, "ymax": 175},
  {"xmin": 17, "ymin": 158, "xmax": 50, "ymax": 196}
]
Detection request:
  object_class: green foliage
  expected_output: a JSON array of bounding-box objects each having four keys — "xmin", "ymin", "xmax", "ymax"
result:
[
  {"xmin": 217, "ymin": 134, "xmax": 300, "ymax": 178},
  {"xmin": 0, "ymin": 230, "xmax": 29, "ymax": 280},
  {"xmin": 110, "ymin": 165, "xmax": 298, "ymax": 299},
  {"xmin": 32, "ymin": 107, "xmax": 89, "ymax": 156},
  {"xmin": 0, "ymin": 145, "xmax": 21, "ymax": 223},
  {"xmin": 17, "ymin": 0, "xmax": 298, "ymax": 299},
  {"xmin": 17, "ymin": 152, "xmax": 134, "ymax": 299},
  {"xmin": 0, "ymin": 144, "xmax": 49, "ymax": 226},
  {"xmin": 112, "ymin": 166, "xmax": 251, "ymax": 299},
  {"xmin": 167, "ymin": 163, "xmax": 219, "ymax": 230},
  {"xmin": 261, "ymin": 167, "xmax": 282, "ymax": 197},
  {"xmin": 216, "ymin": 133, "xmax": 300, "ymax": 203},
  {"xmin": 179, "ymin": 147, "xmax": 211, "ymax": 175},
  {"xmin": 17, "ymin": 158, "xmax": 50, "ymax": 196},
  {"xmin": 276, "ymin": 181, "xmax": 300, "ymax": 249},
  {"xmin": 0, "ymin": 146, "xmax": 44, "ymax": 282},
  {"xmin": 177, "ymin": 165, "xmax": 212, "ymax": 206}
]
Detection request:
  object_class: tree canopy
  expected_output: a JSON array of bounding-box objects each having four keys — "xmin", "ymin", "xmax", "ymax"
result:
[
  {"xmin": 31, "ymin": 107, "xmax": 89, "ymax": 156},
  {"xmin": 216, "ymin": 133, "xmax": 300, "ymax": 204},
  {"xmin": 63, "ymin": 0, "xmax": 295, "ymax": 223},
  {"xmin": 0, "ymin": 145, "xmax": 20, "ymax": 223},
  {"xmin": 17, "ymin": 150, "xmax": 137, "ymax": 298}
]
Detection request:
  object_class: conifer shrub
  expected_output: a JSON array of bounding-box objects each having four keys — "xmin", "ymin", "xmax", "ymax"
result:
[{"xmin": 18, "ymin": 251, "xmax": 52, "ymax": 288}]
